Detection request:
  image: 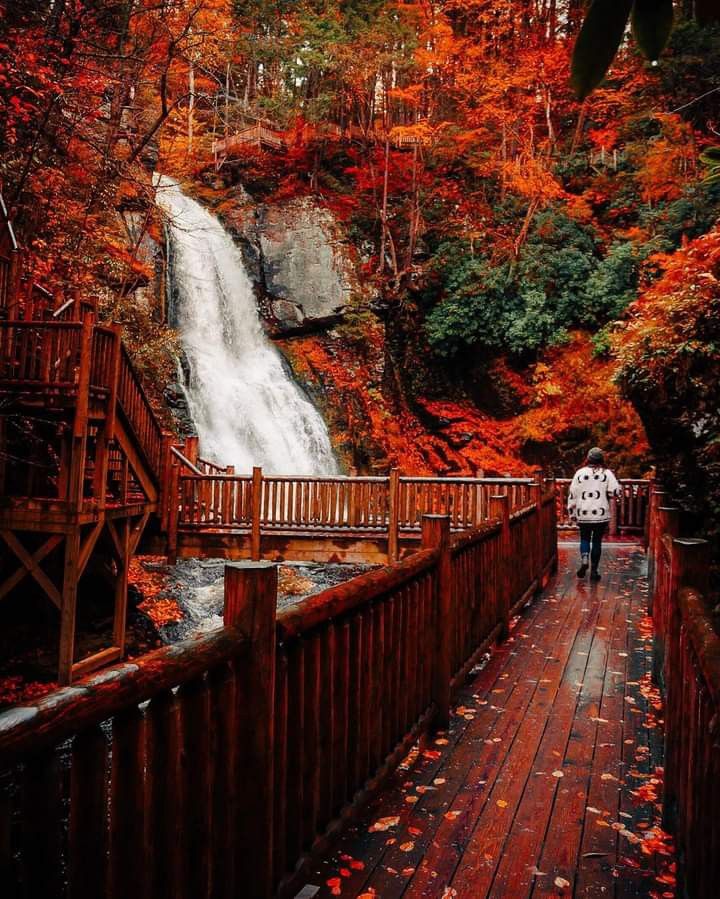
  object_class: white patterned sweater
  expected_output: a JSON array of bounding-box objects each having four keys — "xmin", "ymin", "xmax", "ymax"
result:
[{"xmin": 567, "ymin": 466, "xmax": 621, "ymax": 524}]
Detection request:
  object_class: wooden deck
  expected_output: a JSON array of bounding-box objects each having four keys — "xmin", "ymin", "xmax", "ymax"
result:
[{"xmin": 298, "ymin": 543, "xmax": 675, "ymax": 899}]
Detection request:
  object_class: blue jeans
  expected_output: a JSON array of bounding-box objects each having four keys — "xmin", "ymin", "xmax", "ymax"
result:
[{"xmin": 579, "ymin": 523, "xmax": 607, "ymax": 567}]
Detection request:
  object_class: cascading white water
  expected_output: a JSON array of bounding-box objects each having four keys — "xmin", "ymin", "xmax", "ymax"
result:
[{"xmin": 154, "ymin": 174, "xmax": 338, "ymax": 475}]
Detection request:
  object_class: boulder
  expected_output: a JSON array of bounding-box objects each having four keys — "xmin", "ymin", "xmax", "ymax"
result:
[{"xmin": 223, "ymin": 196, "xmax": 366, "ymax": 334}]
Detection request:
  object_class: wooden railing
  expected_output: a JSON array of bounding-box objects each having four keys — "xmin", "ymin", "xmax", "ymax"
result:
[
  {"xmin": 177, "ymin": 470, "xmax": 536, "ymax": 532},
  {"xmin": 173, "ymin": 468, "xmax": 540, "ymax": 562},
  {"xmin": 0, "ymin": 252, "xmax": 11, "ymax": 313},
  {"xmin": 116, "ymin": 342, "xmax": 164, "ymax": 477},
  {"xmin": 1, "ymin": 318, "xmax": 166, "ymax": 484},
  {"xmin": 0, "ymin": 320, "xmax": 83, "ymax": 386},
  {"xmin": 0, "ymin": 488, "xmax": 557, "ymax": 899},
  {"xmin": 0, "ymin": 615, "xmax": 263, "ymax": 899},
  {"xmin": 555, "ymin": 477, "xmax": 650, "ymax": 533},
  {"xmin": 89, "ymin": 322, "xmax": 118, "ymax": 389},
  {"xmin": 648, "ymin": 497, "xmax": 716, "ymax": 899}
]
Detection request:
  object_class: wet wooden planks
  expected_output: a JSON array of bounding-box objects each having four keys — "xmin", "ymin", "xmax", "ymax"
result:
[{"xmin": 298, "ymin": 545, "xmax": 674, "ymax": 899}]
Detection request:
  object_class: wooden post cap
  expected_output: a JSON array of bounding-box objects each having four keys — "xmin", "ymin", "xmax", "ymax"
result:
[
  {"xmin": 421, "ymin": 514, "xmax": 451, "ymax": 550},
  {"xmin": 671, "ymin": 538, "xmax": 710, "ymax": 597},
  {"xmin": 224, "ymin": 562, "xmax": 278, "ymax": 631}
]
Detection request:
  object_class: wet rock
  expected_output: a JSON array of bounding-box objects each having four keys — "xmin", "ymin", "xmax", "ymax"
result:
[
  {"xmin": 159, "ymin": 559, "xmax": 377, "ymax": 643},
  {"xmin": 220, "ymin": 195, "xmax": 372, "ymax": 334}
]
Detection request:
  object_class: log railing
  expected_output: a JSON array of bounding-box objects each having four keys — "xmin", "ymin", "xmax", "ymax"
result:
[
  {"xmin": 173, "ymin": 469, "xmax": 541, "ymax": 562},
  {"xmin": 0, "ymin": 489, "xmax": 557, "ymax": 899},
  {"xmin": 0, "ymin": 605, "xmax": 268, "ymax": 899},
  {"xmin": 176, "ymin": 470, "xmax": 536, "ymax": 533},
  {"xmin": 0, "ymin": 320, "xmax": 83, "ymax": 386},
  {"xmin": 648, "ymin": 496, "xmax": 716, "ymax": 899},
  {"xmin": 555, "ymin": 477, "xmax": 650, "ymax": 533},
  {"xmin": 0, "ymin": 252, "xmax": 11, "ymax": 313},
  {"xmin": 116, "ymin": 342, "xmax": 165, "ymax": 478},
  {"xmin": 0, "ymin": 319, "xmax": 166, "ymax": 485}
]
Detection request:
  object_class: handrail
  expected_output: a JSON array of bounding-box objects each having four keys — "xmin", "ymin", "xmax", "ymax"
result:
[
  {"xmin": 648, "ymin": 501, "xmax": 715, "ymax": 899},
  {"xmin": 0, "ymin": 500, "xmax": 558, "ymax": 897},
  {"xmin": 170, "ymin": 444, "xmax": 204, "ymax": 475},
  {"xmin": 0, "ymin": 626, "xmax": 248, "ymax": 767},
  {"xmin": 116, "ymin": 341, "xmax": 164, "ymax": 478},
  {"xmin": 401, "ymin": 476, "xmax": 534, "ymax": 485},
  {"xmin": 277, "ymin": 547, "xmax": 439, "ymax": 640}
]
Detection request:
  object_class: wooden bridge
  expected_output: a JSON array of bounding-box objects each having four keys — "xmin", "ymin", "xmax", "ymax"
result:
[{"xmin": 0, "ymin": 478, "xmax": 716, "ymax": 898}]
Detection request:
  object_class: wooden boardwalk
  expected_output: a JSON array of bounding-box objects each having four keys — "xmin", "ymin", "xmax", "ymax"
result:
[{"xmin": 298, "ymin": 544, "xmax": 675, "ymax": 899}]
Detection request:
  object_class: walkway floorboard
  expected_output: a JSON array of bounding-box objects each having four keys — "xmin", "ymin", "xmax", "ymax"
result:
[{"xmin": 298, "ymin": 544, "xmax": 675, "ymax": 899}]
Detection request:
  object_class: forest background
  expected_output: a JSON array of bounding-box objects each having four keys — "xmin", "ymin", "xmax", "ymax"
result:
[{"xmin": 1, "ymin": 0, "xmax": 719, "ymax": 543}]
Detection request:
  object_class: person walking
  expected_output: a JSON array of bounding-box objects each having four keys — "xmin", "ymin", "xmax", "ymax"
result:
[{"xmin": 567, "ymin": 447, "xmax": 621, "ymax": 581}]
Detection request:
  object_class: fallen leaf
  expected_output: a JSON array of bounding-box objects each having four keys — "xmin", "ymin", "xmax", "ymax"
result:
[{"xmin": 369, "ymin": 816, "xmax": 400, "ymax": 832}]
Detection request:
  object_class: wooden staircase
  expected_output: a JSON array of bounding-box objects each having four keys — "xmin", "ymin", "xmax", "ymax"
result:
[{"xmin": 0, "ymin": 314, "xmax": 175, "ymax": 683}]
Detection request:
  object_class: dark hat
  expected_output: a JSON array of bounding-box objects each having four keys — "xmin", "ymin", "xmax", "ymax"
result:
[{"xmin": 587, "ymin": 446, "xmax": 604, "ymax": 464}]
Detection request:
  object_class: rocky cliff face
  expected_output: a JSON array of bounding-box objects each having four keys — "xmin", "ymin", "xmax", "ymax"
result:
[{"xmin": 214, "ymin": 186, "xmax": 371, "ymax": 335}]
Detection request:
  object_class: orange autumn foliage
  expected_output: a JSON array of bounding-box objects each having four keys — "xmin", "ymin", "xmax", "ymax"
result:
[{"xmin": 280, "ymin": 327, "xmax": 647, "ymax": 476}]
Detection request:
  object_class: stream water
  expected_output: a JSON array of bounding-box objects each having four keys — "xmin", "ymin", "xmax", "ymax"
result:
[{"xmin": 154, "ymin": 174, "xmax": 338, "ymax": 475}]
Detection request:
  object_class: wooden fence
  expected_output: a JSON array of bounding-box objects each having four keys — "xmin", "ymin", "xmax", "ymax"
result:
[
  {"xmin": 0, "ymin": 486, "xmax": 557, "ymax": 899},
  {"xmin": 171, "ymin": 465, "xmax": 541, "ymax": 563},
  {"xmin": 0, "ymin": 318, "xmax": 166, "ymax": 485},
  {"xmin": 648, "ymin": 496, "xmax": 716, "ymax": 899},
  {"xmin": 554, "ymin": 477, "xmax": 650, "ymax": 534}
]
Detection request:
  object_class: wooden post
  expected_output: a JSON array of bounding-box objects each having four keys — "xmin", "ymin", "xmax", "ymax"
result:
[
  {"xmin": 93, "ymin": 323, "xmax": 122, "ymax": 509},
  {"xmin": 531, "ymin": 467, "xmax": 544, "ymax": 587},
  {"xmin": 663, "ymin": 537, "xmax": 710, "ymax": 830},
  {"xmin": 68, "ymin": 314, "xmax": 93, "ymax": 510},
  {"xmin": 158, "ymin": 432, "xmax": 174, "ymax": 534},
  {"xmin": 251, "ymin": 466, "xmax": 263, "ymax": 561},
  {"xmin": 421, "ymin": 514, "xmax": 452, "ymax": 730},
  {"xmin": 222, "ymin": 465, "xmax": 235, "ymax": 526},
  {"xmin": 647, "ymin": 487, "xmax": 667, "ymax": 608},
  {"xmin": 651, "ymin": 507, "xmax": 680, "ymax": 683},
  {"xmin": 670, "ymin": 537, "xmax": 710, "ymax": 598},
  {"xmin": 643, "ymin": 471, "xmax": 656, "ymax": 551},
  {"xmin": 112, "ymin": 518, "xmax": 131, "ymax": 655},
  {"xmin": 547, "ymin": 476, "xmax": 559, "ymax": 572},
  {"xmin": 489, "ymin": 495, "xmax": 511, "ymax": 639},
  {"xmin": 388, "ymin": 467, "xmax": 400, "ymax": 563},
  {"xmin": 610, "ymin": 492, "xmax": 619, "ymax": 536},
  {"xmin": 223, "ymin": 562, "xmax": 277, "ymax": 899},
  {"xmin": 185, "ymin": 435, "xmax": 199, "ymax": 466},
  {"xmin": 657, "ymin": 506, "xmax": 681, "ymax": 541},
  {"xmin": 166, "ymin": 463, "xmax": 180, "ymax": 564},
  {"xmin": 58, "ymin": 529, "xmax": 81, "ymax": 685}
]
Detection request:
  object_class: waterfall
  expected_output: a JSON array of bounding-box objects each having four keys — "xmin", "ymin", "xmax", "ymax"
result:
[{"xmin": 154, "ymin": 175, "xmax": 338, "ymax": 475}]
